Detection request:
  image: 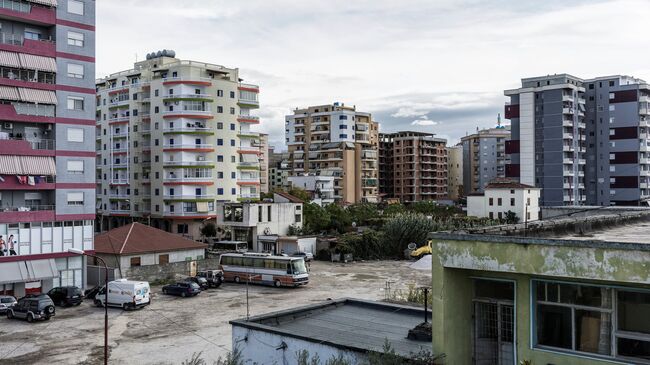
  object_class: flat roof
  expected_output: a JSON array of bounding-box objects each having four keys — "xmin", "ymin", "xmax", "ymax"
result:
[
  {"xmin": 230, "ymin": 298, "xmax": 431, "ymax": 357},
  {"xmin": 556, "ymin": 220, "xmax": 650, "ymax": 244}
]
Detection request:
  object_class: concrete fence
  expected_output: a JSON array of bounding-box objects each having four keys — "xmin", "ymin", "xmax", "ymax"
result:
[{"xmin": 118, "ymin": 258, "xmax": 222, "ymax": 283}]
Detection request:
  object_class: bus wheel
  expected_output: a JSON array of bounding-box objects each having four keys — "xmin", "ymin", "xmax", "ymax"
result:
[
  {"xmin": 274, "ymin": 280, "xmax": 282, "ymax": 288},
  {"xmin": 234, "ymin": 276, "xmax": 240, "ymax": 283}
]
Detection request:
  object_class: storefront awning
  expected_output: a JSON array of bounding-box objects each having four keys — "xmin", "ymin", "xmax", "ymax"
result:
[
  {"xmin": 18, "ymin": 53, "xmax": 57, "ymax": 73},
  {"xmin": 26, "ymin": 0, "xmax": 58, "ymax": 6},
  {"xmin": 0, "ymin": 85, "xmax": 20, "ymax": 101},
  {"xmin": 25, "ymin": 259, "xmax": 58, "ymax": 281},
  {"xmin": 0, "ymin": 261, "xmax": 29, "ymax": 284},
  {"xmin": 0, "ymin": 50, "xmax": 21, "ymax": 68},
  {"xmin": 0, "ymin": 155, "xmax": 56, "ymax": 175},
  {"xmin": 18, "ymin": 87, "xmax": 57, "ymax": 104}
]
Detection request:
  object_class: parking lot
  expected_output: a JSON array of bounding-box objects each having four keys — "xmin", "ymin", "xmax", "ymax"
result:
[{"xmin": 0, "ymin": 260, "xmax": 430, "ymax": 365}]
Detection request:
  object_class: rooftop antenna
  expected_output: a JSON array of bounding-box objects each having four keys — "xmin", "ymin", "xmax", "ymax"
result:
[{"xmin": 497, "ymin": 113, "xmax": 501, "ymax": 127}]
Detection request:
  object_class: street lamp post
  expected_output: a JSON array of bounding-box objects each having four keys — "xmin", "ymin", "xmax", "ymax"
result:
[{"xmin": 69, "ymin": 248, "xmax": 108, "ymax": 365}]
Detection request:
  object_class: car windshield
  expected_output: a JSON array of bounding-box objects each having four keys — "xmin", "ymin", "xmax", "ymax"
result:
[
  {"xmin": 291, "ymin": 259, "xmax": 307, "ymax": 275},
  {"xmin": 1, "ymin": 298, "xmax": 14, "ymax": 303}
]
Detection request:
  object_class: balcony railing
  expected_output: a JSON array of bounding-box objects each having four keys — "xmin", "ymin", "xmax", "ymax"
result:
[
  {"xmin": 12, "ymin": 102, "xmax": 54, "ymax": 117},
  {"xmin": 163, "ymin": 143, "xmax": 212, "ymax": 149},
  {"xmin": 163, "ymin": 194, "xmax": 214, "ymax": 200},
  {"xmin": 238, "ymin": 193, "xmax": 260, "ymax": 200},
  {"xmin": 0, "ymin": 1, "xmax": 31, "ymax": 14},
  {"xmin": 0, "ymin": 204, "xmax": 54, "ymax": 213},
  {"xmin": 162, "ymin": 160, "xmax": 213, "ymax": 167},
  {"xmin": 163, "ymin": 126, "xmax": 212, "ymax": 133}
]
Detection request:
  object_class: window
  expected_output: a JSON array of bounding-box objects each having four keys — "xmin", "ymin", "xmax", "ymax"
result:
[
  {"xmin": 230, "ymin": 123, "xmax": 235, "ymax": 130},
  {"xmin": 130, "ymin": 257, "xmax": 141, "ymax": 267},
  {"xmin": 67, "ymin": 31, "xmax": 84, "ymax": 47},
  {"xmin": 230, "ymin": 91, "xmax": 235, "ymax": 98},
  {"xmin": 510, "ymin": 198, "xmax": 515, "ymax": 206},
  {"xmin": 67, "ymin": 192, "xmax": 84, "ymax": 206},
  {"xmin": 159, "ymin": 254, "xmax": 169, "ymax": 265},
  {"xmin": 217, "ymin": 172, "xmax": 223, "ymax": 179},
  {"xmin": 217, "ymin": 122, "xmax": 223, "ymax": 129},
  {"xmin": 217, "ymin": 90, "xmax": 223, "ymax": 97},
  {"xmin": 67, "ymin": 63, "xmax": 84, "ymax": 79},
  {"xmin": 217, "ymin": 188, "xmax": 224, "ymax": 195},
  {"xmin": 67, "ymin": 96, "xmax": 84, "ymax": 110},
  {"xmin": 489, "ymin": 198, "xmax": 493, "ymax": 206},
  {"xmin": 68, "ymin": 0, "xmax": 84, "ymax": 14},
  {"xmin": 258, "ymin": 206, "xmax": 263, "ymax": 222},
  {"xmin": 230, "ymin": 139, "xmax": 235, "ymax": 146},
  {"xmin": 217, "ymin": 139, "xmax": 223, "ymax": 146},
  {"xmin": 67, "ymin": 160, "xmax": 84, "ymax": 174},
  {"xmin": 230, "ymin": 107, "xmax": 235, "ymax": 115},
  {"xmin": 339, "ymin": 134, "xmax": 348, "ymax": 138},
  {"xmin": 497, "ymin": 198, "xmax": 502, "ymax": 206},
  {"xmin": 217, "ymin": 106, "xmax": 223, "ymax": 113},
  {"xmin": 217, "ymin": 155, "xmax": 223, "ymax": 162},
  {"xmin": 267, "ymin": 205, "xmax": 272, "ymax": 221},
  {"xmin": 231, "ymin": 172, "xmax": 236, "ymax": 179},
  {"xmin": 67, "ymin": 128, "xmax": 84, "ymax": 142}
]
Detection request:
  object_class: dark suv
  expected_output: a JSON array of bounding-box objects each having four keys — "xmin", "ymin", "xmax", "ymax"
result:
[
  {"xmin": 47, "ymin": 286, "xmax": 83, "ymax": 307},
  {"xmin": 162, "ymin": 282, "xmax": 201, "ymax": 297},
  {"xmin": 7, "ymin": 295, "xmax": 55, "ymax": 322},
  {"xmin": 186, "ymin": 276, "xmax": 209, "ymax": 290}
]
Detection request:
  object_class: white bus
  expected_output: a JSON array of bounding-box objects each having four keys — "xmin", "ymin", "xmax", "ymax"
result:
[{"xmin": 219, "ymin": 253, "xmax": 309, "ymax": 287}]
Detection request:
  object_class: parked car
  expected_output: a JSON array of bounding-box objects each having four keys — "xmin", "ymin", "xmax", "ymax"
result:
[
  {"xmin": 162, "ymin": 282, "xmax": 201, "ymax": 297},
  {"xmin": 291, "ymin": 252, "xmax": 314, "ymax": 262},
  {"xmin": 0, "ymin": 295, "xmax": 17, "ymax": 314},
  {"xmin": 6, "ymin": 294, "xmax": 55, "ymax": 322},
  {"xmin": 84, "ymin": 286, "xmax": 100, "ymax": 300},
  {"xmin": 47, "ymin": 286, "xmax": 83, "ymax": 307},
  {"xmin": 196, "ymin": 269, "xmax": 223, "ymax": 288},
  {"xmin": 95, "ymin": 280, "xmax": 151, "ymax": 310},
  {"xmin": 186, "ymin": 276, "xmax": 209, "ymax": 290}
]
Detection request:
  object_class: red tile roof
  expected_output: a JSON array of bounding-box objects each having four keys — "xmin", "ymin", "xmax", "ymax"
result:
[
  {"xmin": 94, "ymin": 223, "xmax": 207, "ymax": 255},
  {"xmin": 274, "ymin": 191, "xmax": 304, "ymax": 203},
  {"xmin": 485, "ymin": 178, "xmax": 537, "ymax": 190}
]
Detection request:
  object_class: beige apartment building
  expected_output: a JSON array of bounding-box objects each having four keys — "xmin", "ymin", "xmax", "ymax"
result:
[
  {"xmin": 379, "ymin": 131, "xmax": 448, "ymax": 202},
  {"xmin": 259, "ymin": 133, "xmax": 269, "ymax": 194},
  {"xmin": 447, "ymin": 144, "xmax": 463, "ymax": 201},
  {"xmin": 285, "ymin": 103, "xmax": 379, "ymax": 203},
  {"xmin": 95, "ymin": 50, "xmax": 261, "ymax": 238}
]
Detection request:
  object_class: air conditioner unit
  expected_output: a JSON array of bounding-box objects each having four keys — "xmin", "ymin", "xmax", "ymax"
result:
[
  {"xmin": 4, "ymin": 122, "xmax": 13, "ymax": 129},
  {"xmin": 174, "ymin": 101, "xmax": 179, "ymax": 105},
  {"xmin": 197, "ymin": 156, "xmax": 205, "ymax": 161}
]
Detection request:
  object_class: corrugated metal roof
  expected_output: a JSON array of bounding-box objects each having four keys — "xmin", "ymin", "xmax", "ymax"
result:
[
  {"xmin": 0, "ymin": 155, "xmax": 21, "ymax": 174},
  {"xmin": 18, "ymin": 88, "xmax": 57, "ymax": 104},
  {"xmin": 19, "ymin": 53, "xmax": 57, "ymax": 72},
  {"xmin": 20, "ymin": 155, "xmax": 56, "ymax": 175},
  {"xmin": 0, "ymin": 51, "xmax": 21, "ymax": 68},
  {"xmin": 0, "ymin": 86, "xmax": 20, "ymax": 101}
]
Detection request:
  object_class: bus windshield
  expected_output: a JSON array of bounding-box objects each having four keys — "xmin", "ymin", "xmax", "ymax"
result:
[{"xmin": 291, "ymin": 260, "xmax": 307, "ymax": 275}]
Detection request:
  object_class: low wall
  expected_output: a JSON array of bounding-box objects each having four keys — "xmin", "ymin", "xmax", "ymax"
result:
[{"xmin": 122, "ymin": 257, "xmax": 222, "ymax": 283}]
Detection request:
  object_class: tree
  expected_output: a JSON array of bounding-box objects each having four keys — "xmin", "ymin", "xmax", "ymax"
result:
[
  {"xmin": 382, "ymin": 203, "xmax": 406, "ymax": 217},
  {"xmin": 200, "ymin": 222, "xmax": 217, "ymax": 238},
  {"xmin": 337, "ymin": 229, "xmax": 384, "ymax": 260},
  {"xmin": 303, "ymin": 203, "xmax": 331, "ymax": 234},
  {"xmin": 504, "ymin": 210, "xmax": 520, "ymax": 224},
  {"xmin": 382, "ymin": 213, "xmax": 436, "ymax": 257},
  {"xmin": 325, "ymin": 204, "xmax": 352, "ymax": 233},
  {"xmin": 347, "ymin": 203, "xmax": 380, "ymax": 226}
]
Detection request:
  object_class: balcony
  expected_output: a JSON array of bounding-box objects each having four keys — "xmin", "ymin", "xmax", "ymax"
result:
[
  {"xmin": 163, "ymin": 143, "xmax": 214, "ymax": 152},
  {"xmin": 109, "ymin": 194, "xmax": 129, "ymax": 200},
  {"xmin": 237, "ymin": 115, "xmax": 260, "ymax": 124},
  {"xmin": 237, "ymin": 162, "xmax": 259, "ymax": 170},
  {"xmin": 163, "ymin": 160, "xmax": 214, "ymax": 168},
  {"xmin": 110, "ymin": 178, "xmax": 129, "ymax": 185},
  {"xmin": 0, "ymin": 204, "xmax": 55, "ymax": 223},
  {"xmin": 163, "ymin": 210, "xmax": 216, "ymax": 217},
  {"xmin": 0, "ymin": 2, "xmax": 56, "ymax": 27},
  {"xmin": 165, "ymin": 175, "xmax": 213, "ymax": 183},
  {"xmin": 161, "ymin": 77, "xmax": 212, "ymax": 87},
  {"xmin": 0, "ymin": 137, "xmax": 54, "ymax": 156},
  {"xmin": 238, "ymin": 193, "xmax": 260, "ymax": 201},
  {"xmin": 163, "ymin": 93, "xmax": 213, "ymax": 102},
  {"xmin": 163, "ymin": 194, "xmax": 215, "ymax": 201},
  {"xmin": 237, "ymin": 146, "xmax": 260, "ymax": 154},
  {"xmin": 163, "ymin": 125, "xmax": 213, "ymax": 135},
  {"xmin": 162, "ymin": 109, "xmax": 212, "ymax": 119}
]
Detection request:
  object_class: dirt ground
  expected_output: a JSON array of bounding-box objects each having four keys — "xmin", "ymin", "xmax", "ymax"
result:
[{"xmin": 0, "ymin": 260, "xmax": 431, "ymax": 365}]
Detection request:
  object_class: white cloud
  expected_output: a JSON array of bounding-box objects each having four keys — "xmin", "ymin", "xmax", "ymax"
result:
[{"xmin": 411, "ymin": 117, "xmax": 438, "ymax": 126}]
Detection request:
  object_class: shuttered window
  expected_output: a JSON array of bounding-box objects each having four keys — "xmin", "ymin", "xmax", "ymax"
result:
[
  {"xmin": 67, "ymin": 63, "xmax": 84, "ymax": 78},
  {"xmin": 67, "ymin": 31, "xmax": 84, "ymax": 47},
  {"xmin": 67, "ymin": 128, "xmax": 84, "ymax": 142},
  {"xmin": 67, "ymin": 160, "xmax": 84, "ymax": 174},
  {"xmin": 67, "ymin": 96, "xmax": 84, "ymax": 110},
  {"xmin": 67, "ymin": 192, "xmax": 84, "ymax": 206}
]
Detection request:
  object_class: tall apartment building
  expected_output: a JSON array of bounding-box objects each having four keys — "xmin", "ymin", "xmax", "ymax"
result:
[
  {"xmin": 504, "ymin": 74, "xmax": 587, "ymax": 206},
  {"xmin": 268, "ymin": 149, "xmax": 290, "ymax": 191},
  {"xmin": 461, "ymin": 125, "xmax": 510, "ymax": 195},
  {"xmin": 378, "ymin": 131, "xmax": 448, "ymax": 203},
  {"xmin": 96, "ymin": 51, "xmax": 260, "ymax": 239},
  {"xmin": 446, "ymin": 145, "xmax": 463, "ymax": 201},
  {"xmin": 583, "ymin": 75, "xmax": 650, "ymax": 206},
  {"xmin": 259, "ymin": 133, "xmax": 269, "ymax": 194},
  {"xmin": 0, "ymin": 0, "xmax": 96, "ymax": 297},
  {"xmin": 506, "ymin": 73, "xmax": 650, "ymax": 206},
  {"xmin": 285, "ymin": 102, "xmax": 379, "ymax": 203}
]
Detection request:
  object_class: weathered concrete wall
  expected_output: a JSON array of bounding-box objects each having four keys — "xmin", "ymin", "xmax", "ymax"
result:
[
  {"xmin": 122, "ymin": 258, "xmax": 222, "ymax": 282},
  {"xmin": 542, "ymin": 206, "xmax": 650, "ymax": 219}
]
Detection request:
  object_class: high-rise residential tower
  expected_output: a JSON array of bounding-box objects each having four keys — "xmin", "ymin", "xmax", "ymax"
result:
[
  {"xmin": 461, "ymin": 125, "xmax": 510, "ymax": 195},
  {"xmin": 0, "ymin": 0, "xmax": 96, "ymax": 297},
  {"xmin": 504, "ymin": 74, "xmax": 587, "ymax": 206},
  {"xmin": 96, "ymin": 52, "xmax": 260, "ymax": 238},
  {"xmin": 285, "ymin": 102, "xmax": 379, "ymax": 203},
  {"xmin": 379, "ymin": 131, "xmax": 448, "ymax": 202}
]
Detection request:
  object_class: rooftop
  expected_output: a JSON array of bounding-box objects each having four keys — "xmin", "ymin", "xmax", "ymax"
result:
[
  {"xmin": 94, "ymin": 223, "xmax": 207, "ymax": 255},
  {"xmin": 230, "ymin": 298, "xmax": 431, "ymax": 357}
]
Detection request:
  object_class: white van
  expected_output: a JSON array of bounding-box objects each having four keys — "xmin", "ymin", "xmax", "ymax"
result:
[{"xmin": 95, "ymin": 279, "xmax": 150, "ymax": 310}]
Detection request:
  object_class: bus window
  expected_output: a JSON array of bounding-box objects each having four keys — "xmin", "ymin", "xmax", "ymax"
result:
[
  {"xmin": 233, "ymin": 257, "xmax": 243, "ymax": 266},
  {"xmin": 286, "ymin": 263, "xmax": 292, "ymax": 274},
  {"xmin": 264, "ymin": 259, "xmax": 274, "ymax": 268},
  {"xmin": 253, "ymin": 258, "xmax": 264, "ymax": 268},
  {"xmin": 274, "ymin": 261, "xmax": 285, "ymax": 270},
  {"xmin": 243, "ymin": 258, "xmax": 253, "ymax": 267}
]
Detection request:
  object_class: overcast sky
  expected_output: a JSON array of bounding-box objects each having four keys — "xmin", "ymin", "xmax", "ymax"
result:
[{"xmin": 97, "ymin": 0, "xmax": 650, "ymax": 150}]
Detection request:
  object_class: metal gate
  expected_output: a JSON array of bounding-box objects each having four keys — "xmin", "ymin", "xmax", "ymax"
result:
[{"xmin": 473, "ymin": 300, "xmax": 514, "ymax": 365}]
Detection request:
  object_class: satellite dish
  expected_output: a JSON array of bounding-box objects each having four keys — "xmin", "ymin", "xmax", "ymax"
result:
[
  {"xmin": 407, "ymin": 242, "xmax": 417, "ymax": 250},
  {"xmin": 264, "ymin": 227, "xmax": 272, "ymax": 235}
]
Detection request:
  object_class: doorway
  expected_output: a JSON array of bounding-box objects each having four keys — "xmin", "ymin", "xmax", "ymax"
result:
[{"xmin": 473, "ymin": 279, "xmax": 515, "ymax": 365}]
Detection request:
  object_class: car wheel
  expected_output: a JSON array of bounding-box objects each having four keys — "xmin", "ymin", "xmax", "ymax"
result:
[
  {"xmin": 45, "ymin": 306, "xmax": 55, "ymax": 315},
  {"xmin": 94, "ymin": 299, "xmax": 102, "ymax": 307},
  {"xmin": 27, "ymin": 313, "xmax": 34, "ymax": 323},
  {"xmin": 274, "ymin": 280, "xmax": 282, "ymax": 288},
  {"xmin": 181, "ymin": 292, "xmax": 186, "ymax": 298},
  {"xmin": 234, "ymin": 276, "xmax": 240, "ymax": 283},
  {"xmin": 7, "ymin": 311, "xmax": 13, "ymax": 319},
  {"xmin": 162, "ymin": 288, "xmax": 167, "ymax": 294}
]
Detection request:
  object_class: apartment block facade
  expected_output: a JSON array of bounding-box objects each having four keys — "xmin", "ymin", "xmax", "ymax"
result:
[
  {"xmin": 446, "ymin": 144, "xmax": 463, "ymax": 201},
  {"xmin": 506, "ymin": 74, "xmax": 650, "ymax": 206},
  {"xmin": 504, "ymin": 74, "xmax": 587, "ymax": 206},
  {"xmin": 378, "ymin": 131, "xmax": 448, "ymax": 202},
  {"xmin": 96, "ymin": 52, "xmax": 260, "ymax": 239},
  {"xmin": 285, "ymin": 103, "xmax": 379, "ymax": 203},
  {"xmin": 0, "ymin": 0, "xmax": 95, "ymax": 297},
  {"xmin": 461, "ymin": 126, "xmax": 510, "ymax": 195}
]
